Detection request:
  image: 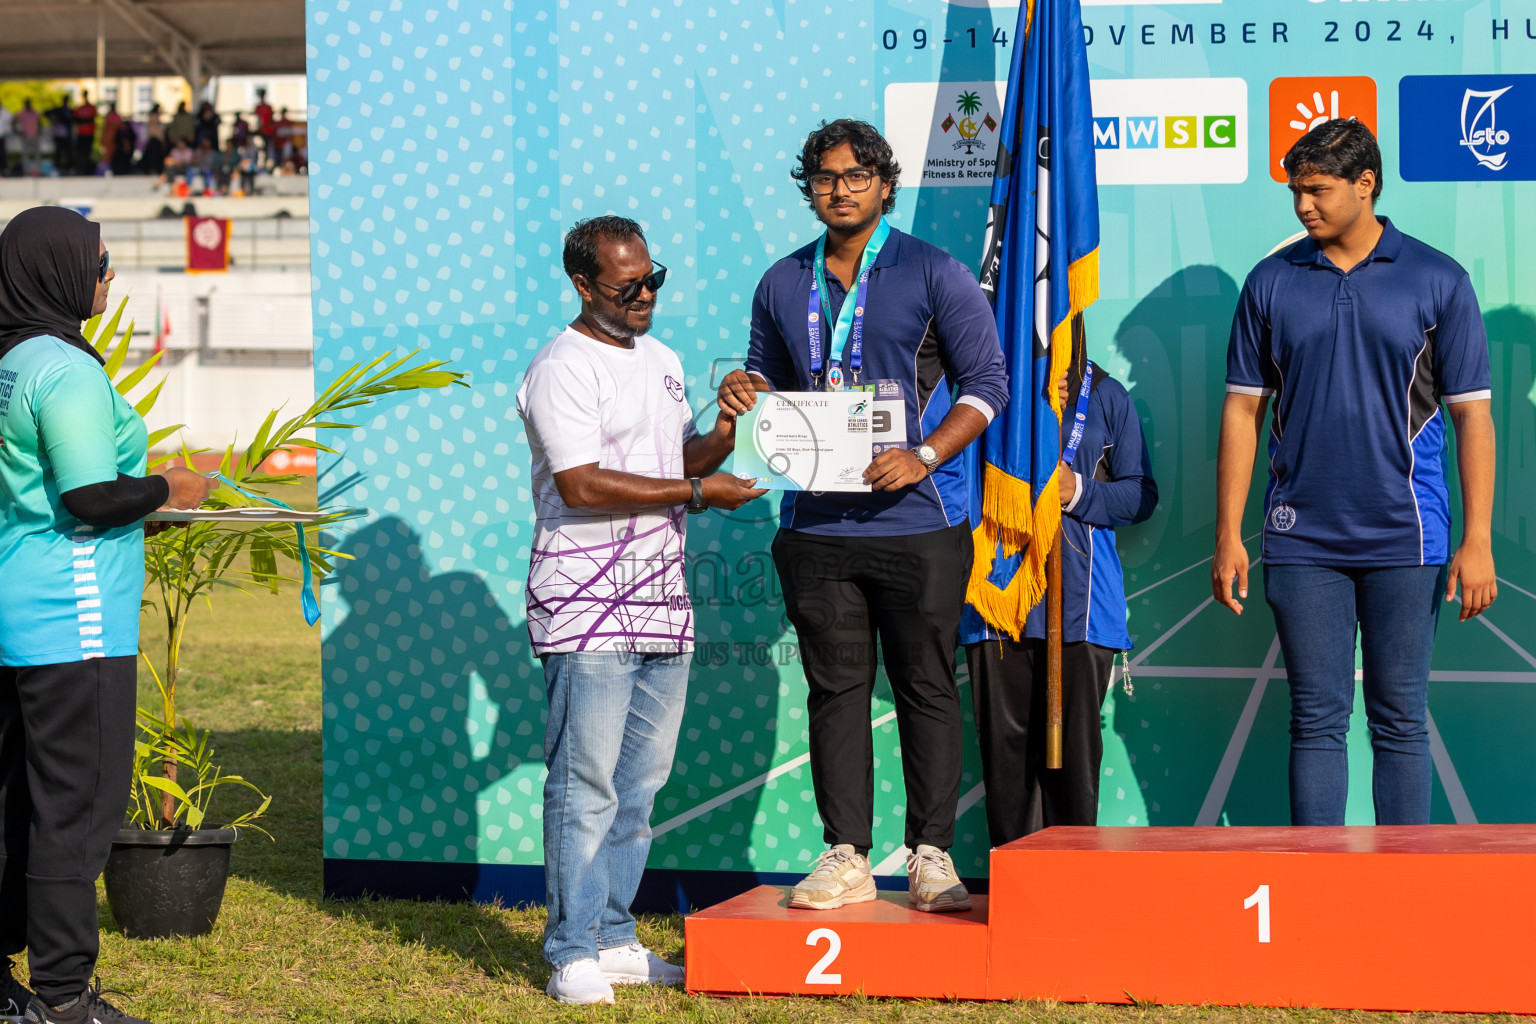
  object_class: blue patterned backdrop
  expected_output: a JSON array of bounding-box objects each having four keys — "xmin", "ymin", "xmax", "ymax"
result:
[{"xmin": 310, "ymin": 0, "xmax": 1536, "ymax": 906}]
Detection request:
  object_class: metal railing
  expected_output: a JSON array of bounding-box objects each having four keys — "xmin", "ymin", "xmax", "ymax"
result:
[{"xmin": 97, "ymin": 218, "xmax": 310, "ymax": 271}]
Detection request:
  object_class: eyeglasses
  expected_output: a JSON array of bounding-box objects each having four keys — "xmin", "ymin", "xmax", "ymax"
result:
[
  {"xmin": 808, "ymin": 168, "xmax": 878, "ymax": 195},
  {"xmin": 588, "ymin": 262, "xmax": 667, "ymax": 305},
  {"xmin": 98, "ymin": 250, "xmax": 111, "ymax": 283}
]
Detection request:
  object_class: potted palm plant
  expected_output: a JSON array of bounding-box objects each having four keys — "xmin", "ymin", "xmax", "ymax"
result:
[{"xmin": 84, "ymin": 300, "xmax": 467, "ymax": 938}]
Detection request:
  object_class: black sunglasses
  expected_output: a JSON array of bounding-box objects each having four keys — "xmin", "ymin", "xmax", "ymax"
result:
[
  {"xmin": 98, "ymin": 250, "xmax": 111, "ymax": 284},
  {"xmin": 588, "ymin": 263, "xmax": 667, "ymax": 305}
]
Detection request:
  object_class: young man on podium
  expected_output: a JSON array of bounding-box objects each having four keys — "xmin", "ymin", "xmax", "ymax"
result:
[
  {"xmin": 717, "ymin": 120, "xmax": 1008, "ymax": 913},
  {"xmin": 517, "ymin": 217, "xmax": 764, "ymax": 1004},
  {"xmin": 1213, "ymin": 119, "xmax": 1496, "ymax": 826}
]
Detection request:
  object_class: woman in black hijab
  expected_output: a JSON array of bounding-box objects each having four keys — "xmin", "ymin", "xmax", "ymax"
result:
[{"xmin": 0, "ymin": 206, "xmax": 210, "ymax": 1024}]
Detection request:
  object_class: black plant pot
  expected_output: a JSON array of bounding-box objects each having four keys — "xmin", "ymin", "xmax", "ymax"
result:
[{"xmin": 102, "ymin": 826, "xmax": 240, "ymax": 939}]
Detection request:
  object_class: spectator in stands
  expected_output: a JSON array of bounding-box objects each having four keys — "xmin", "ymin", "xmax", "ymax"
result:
[
  {"xmin": 236, "ymin": 135, "xmax": 260, "ymax": 195},
  {"xmin": 109, "ymin": 119, "xmax": 136, "ymax": 177},
  {"xmin": 253, "ymin": 88, "xmax": 275, "ymax": 167},
  {"xmin": 14, "ymin": 100, "xmax": 41, "ymax": 177},
  {"xmin": 189, "ymin": 139, "xmax": 217, "ymax": 194},
  {"xmin": 162, "ymin": 139, "xmax": 194, "ymax": 188},
  {"xmin": 0, "ymin": 102, "xmax": 11, "ymax": 177},
  {"xmin": 214, "ymin": 137, "xmax": 241, "ymax": 195},
  {"xmin": 273, "ymin": 108, "xmax": 296, "ymax": 170},
  {"xmin": 98, "ymin": 104, "xmax": 121, "ymax": 173},
  {"xmin": 140, "ymin": 104, "xmax": 166, "ymax": 176},
  {"xmin": 73, "ymin": 92, "xmax": 97, "ymax": 175},
  {"xmin": 47, "ymin": 101, "xmax": 73, "ymax": 175},
  {"xmin": 167, "ymin": 102, "xmax": 195, "ymax": 149},
  {"xmin": 193, "ymin": 102, "xmax": 219, "ymax": 151},
  {"xmin": 230, "ymin": 111, "xmax": 251, "ymax": 148}
]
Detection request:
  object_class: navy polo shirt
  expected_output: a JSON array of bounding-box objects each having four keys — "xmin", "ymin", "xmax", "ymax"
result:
[
  {"xmin": 1226, "ymin": 217, "xmax": 1491, "ymax": 567},
  {"xmin": 747, "ymin": 226, "xmax": 1009, "ymax": 536}
]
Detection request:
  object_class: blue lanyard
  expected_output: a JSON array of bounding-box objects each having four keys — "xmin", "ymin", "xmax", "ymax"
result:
[
  {"xmin": 1061, "ymin": 363, "xmax": 1095, "ymax": 468},
  {"xmin": 808, "ymin": 218, "xmax": 890, "ymax": 390},
  {"xmin": 215, "ymin": 474, "xmax": 321, "ymax": 626}
]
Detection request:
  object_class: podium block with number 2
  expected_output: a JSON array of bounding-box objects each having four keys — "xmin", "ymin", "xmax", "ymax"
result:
[{"xmin": 685, "ymin": 886, "xmax": 990, "ymax": 999}]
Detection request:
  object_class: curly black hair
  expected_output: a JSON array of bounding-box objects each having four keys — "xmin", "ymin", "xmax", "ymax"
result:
[
  {"xmin": 1283, "ymin": 118, "xmax": 1383, "ymax": 201},
  {"xmin": 790, "ymin": 119, "xmax": 901, "ymax": 214},
  {"xmin": 561, "ymin": 215, "xmax": 647, "ymax": 282}
]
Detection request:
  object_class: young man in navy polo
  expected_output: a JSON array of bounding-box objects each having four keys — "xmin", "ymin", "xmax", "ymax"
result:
[
  {"xmin": 1213, "ymin": 119, "xmax": 1496, "ymax": 826},
  {"xmin": 717, "ymin": 119, "xmax": 1008, "ymax": 912}
]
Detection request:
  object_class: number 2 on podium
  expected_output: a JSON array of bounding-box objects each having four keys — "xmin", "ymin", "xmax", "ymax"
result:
[
  {"xmin": 1244, "ymin": 884, "xmax": 1271, "ymax": 943},
  {"xmin": 805, "ymin": 928, "xmax": 842, "ymax": 985}
]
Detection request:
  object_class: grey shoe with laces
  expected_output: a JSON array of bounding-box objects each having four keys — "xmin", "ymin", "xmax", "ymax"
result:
[{"xmin": 905, "ymin": 843, "xmax": 972, "ymax": 913}]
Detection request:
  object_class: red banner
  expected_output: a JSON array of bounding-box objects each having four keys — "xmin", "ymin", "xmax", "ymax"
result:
[{"xmin": 185, "ymin": 216, "xmax": 230, "ymax": 273}]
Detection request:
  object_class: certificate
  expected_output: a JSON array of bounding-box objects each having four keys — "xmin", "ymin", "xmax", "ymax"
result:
[{"xmin": 734, "ymin": 391, "xmax": 874, "ymax": 492}]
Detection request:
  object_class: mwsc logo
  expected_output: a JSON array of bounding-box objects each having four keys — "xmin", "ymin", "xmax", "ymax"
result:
[
  {"xmin": 1089, "ymin": 78, "xmax": 1248, "ymax": 185},
  {"xmin": 1092, "ymin": 115, "xmax": 1239, "ymax": 151}
]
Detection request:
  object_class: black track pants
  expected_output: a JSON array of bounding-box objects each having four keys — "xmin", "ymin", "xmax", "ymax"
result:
[
  {"xmin": 773, "ymin": 524, "xmax": 972, "ymax": 853},
  {"xmin": 0, "ymin": 657, "xmax": 136, "ymax": 1003},
  {"xmin": 964, "ymin": 638, "xmax": 1116, "ymax": 846}
]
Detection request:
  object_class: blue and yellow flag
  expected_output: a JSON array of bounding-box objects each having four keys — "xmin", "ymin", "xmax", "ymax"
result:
[{"xmin": 966, "ymin": 0, "xmax": 1100, "ymax": 637}]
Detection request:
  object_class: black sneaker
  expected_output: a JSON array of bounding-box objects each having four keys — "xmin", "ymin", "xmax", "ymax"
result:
[
  {"xmin": 22, "ymin": 985, "xmax": 151, "ymax": 1024},
  {"xmin": 0, "ymin": 960, "xmax": 32, "ymax": 1022}
]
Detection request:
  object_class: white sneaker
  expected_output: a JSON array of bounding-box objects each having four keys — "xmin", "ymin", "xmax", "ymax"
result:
[
  {"xmin": 788, "ymin": 844, "xmax": 878, "ymax": 910},
  {"xmin": 545, "ymin": 958, "xmax": 616, "ymax": 1005},
  {"xmin": 598, "ymin": 942, "xmax": 685, "ymax": 987},
  {"xmin": 906, "ymin": 844, "xmax": 973, "ymax": 913}
]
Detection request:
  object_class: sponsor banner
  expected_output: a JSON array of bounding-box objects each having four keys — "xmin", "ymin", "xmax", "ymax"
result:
[
  {"xmin": 1089, "ymin": 77, "xmax": 1248, "ymax": 185},
  {"xmin": 1269, "ymin": 76, "xmax": 1378, "ymax": 182},
  {"xmin": 1400, "ymin": 75, "xmax": 1536, "ymax": 181},
  {"xmin": 884, "ymin": 81, "xmax": 1007, "ymax": 188}
]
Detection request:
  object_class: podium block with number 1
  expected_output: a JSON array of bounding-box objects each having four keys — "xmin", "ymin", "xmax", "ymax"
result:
[{"xmin": 987, "ymin": 826, "xmax": 1536, "ymax": 1011}]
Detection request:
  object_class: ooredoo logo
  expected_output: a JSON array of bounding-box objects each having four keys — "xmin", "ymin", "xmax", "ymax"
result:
[{"xmin": 1268, "ymin": 77, "xmax": 1378, "ymax": 183}]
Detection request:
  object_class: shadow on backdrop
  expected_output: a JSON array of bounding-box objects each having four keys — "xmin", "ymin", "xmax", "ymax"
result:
[{"xmin": 1108, "ymin": 265, "xmax": 1291, "ymax": 826}]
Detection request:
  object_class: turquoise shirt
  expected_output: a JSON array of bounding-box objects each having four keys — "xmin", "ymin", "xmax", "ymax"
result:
[{"xmin": 0, "ymin": 335, "xmax": 148, "ymax": 666}]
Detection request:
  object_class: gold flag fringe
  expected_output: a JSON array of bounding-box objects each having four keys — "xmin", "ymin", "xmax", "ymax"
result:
[{"xmin": 966, "ymin": 246, "xmax": 1100, "ymax": 638}]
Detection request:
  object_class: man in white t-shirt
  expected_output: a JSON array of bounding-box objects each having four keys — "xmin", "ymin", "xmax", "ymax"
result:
[{"xmin": 517, "ymin": 216, "xmax": 765, "ymax": 1005}]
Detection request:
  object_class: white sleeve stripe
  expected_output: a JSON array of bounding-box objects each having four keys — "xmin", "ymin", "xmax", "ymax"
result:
[
  {"xmin": 1443, "ymin": 390, "xmax": 1491, "ymax": 404},
  {"xmin": 1063, "ymin": 470, "xmax": 1084, "ymax": 513},
  {"xmin": 1225, "ymin": 384, "xmax": 1274, "ymax": 397},
  {"xmin": 956, "ymin": 395, "xmax": 996, "ymax": 424}
]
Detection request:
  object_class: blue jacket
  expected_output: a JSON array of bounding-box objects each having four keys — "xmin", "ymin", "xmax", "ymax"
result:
[
  {"xmin": 961, "ymin": 366, "xmax": 1157, "ymax": 650},
  {"xmin": 747, "ymin": 227, "xmax": 1009, "ymax": 536}
]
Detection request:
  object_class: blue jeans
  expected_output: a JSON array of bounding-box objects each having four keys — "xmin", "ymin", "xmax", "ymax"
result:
[
  {"xmin": 541, "ymin": 650, "xmax": 688, "ymax": 969},
  {"xmin": 1264, "ymin": 564, "xmax": 1447, "ymax": 826}
]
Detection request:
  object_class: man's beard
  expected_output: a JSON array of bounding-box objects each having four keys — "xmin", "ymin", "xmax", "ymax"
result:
[{"xmin": 586, "ymin": 302, "xmax": 651, "ymax": 340}]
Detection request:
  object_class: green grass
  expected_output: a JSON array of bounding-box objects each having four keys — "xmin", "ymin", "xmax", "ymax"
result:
[{"xmin": 10, "ymin": 531, "xmax": 1516, "ymax": 1022}]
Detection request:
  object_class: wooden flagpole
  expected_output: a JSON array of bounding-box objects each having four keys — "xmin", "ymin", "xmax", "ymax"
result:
[{"xmin": 1047, "ymin": 312, "xmax": 1088, "ymax": 770}]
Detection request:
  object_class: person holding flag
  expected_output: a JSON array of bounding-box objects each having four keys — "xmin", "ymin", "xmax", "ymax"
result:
[
  {"xmin": 960, "ymin": 0, "xmax": 1135, "ymax": 839},
  {"xmin": 717, "ymin": 119, "xmax": 1007, "ymax": 913}
]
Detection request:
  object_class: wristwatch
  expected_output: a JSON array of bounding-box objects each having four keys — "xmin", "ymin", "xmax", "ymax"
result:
[
  {"xmin": 685, "ymin": 477, "xmax": 708, "ymax": 514},
  {"xmin": 913, "ymin": 444, "xmax": 940, "ymax": 473}
]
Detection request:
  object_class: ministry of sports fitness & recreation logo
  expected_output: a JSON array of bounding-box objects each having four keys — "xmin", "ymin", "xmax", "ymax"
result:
[{"xmin": 940, "ymin": 90, "xmax": 998, "ymax": 155}]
